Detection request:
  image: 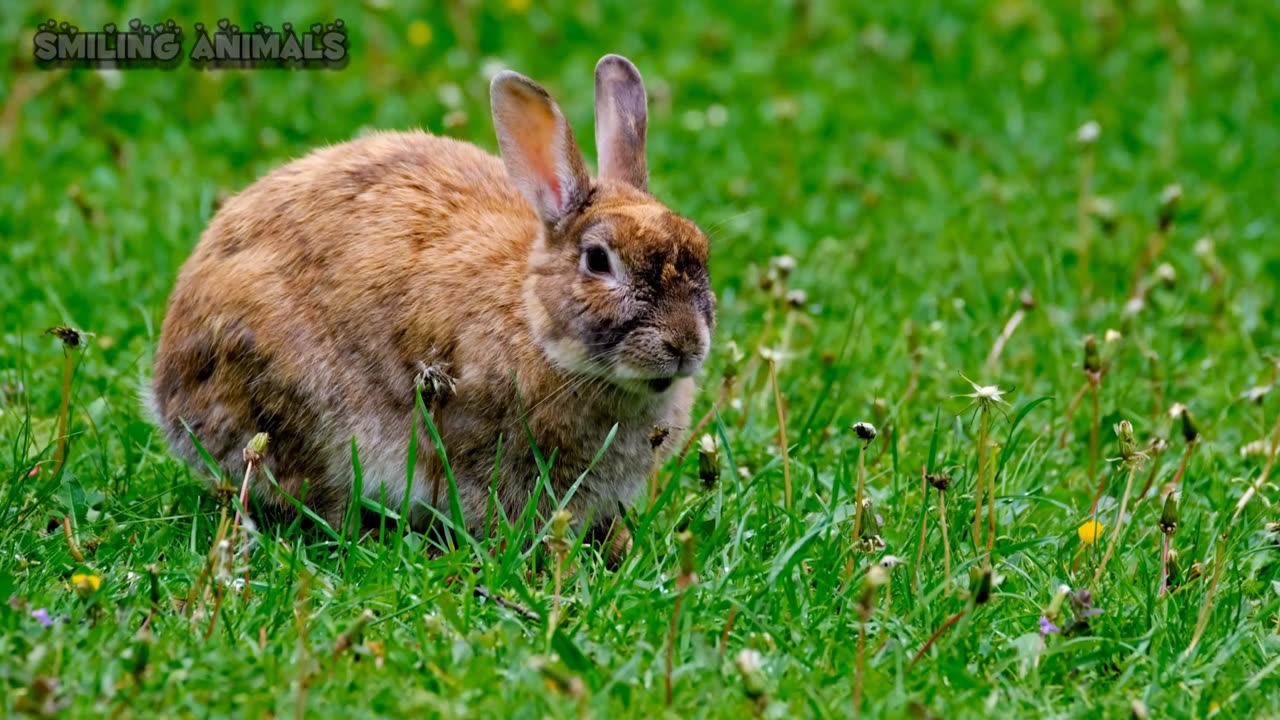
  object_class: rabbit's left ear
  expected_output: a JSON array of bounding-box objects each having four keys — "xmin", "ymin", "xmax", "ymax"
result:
[
  {"xmin": 492, "ymin": 70, "xmax": 591, "ymax": 225},
  {"xmin": 594, "ymin": 54, "xmax": 648, "ymax": 191}
]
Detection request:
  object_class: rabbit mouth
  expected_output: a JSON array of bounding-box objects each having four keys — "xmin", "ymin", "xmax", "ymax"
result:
[{"xmin": 647, "ymin": 377, "xmax": 674, "ymax": 393}]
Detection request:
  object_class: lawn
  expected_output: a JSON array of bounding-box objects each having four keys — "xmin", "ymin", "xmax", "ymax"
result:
[{"xmin": 3, "ymin": 1, "xmax": 1280, "ymax": 717}]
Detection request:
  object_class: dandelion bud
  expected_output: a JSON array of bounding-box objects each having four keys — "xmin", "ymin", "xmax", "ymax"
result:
[
  {"xmin": 927, "ymin": 472, "xmax": 952, "ymax": 492},
  {"xmin": 852, "ymin": 421, "xmax": 877, "ymax": 443},
  {"xmin": 1155, "ymin": 262, "xmax": 1176, "ymax": 289},
  {"xmin": 1104, "ymin": 329, "xmax": 1122, "ymax": 344},
  {"xmin": 858, "ymin": 498, "xmax": 884, "ymax": 543},
  {"xmin": 1083, "ymin": 334, "xmax": 1101, "ymax": 374},
  {"xmin": 735, "ymin": 649, "xmax": 768, "ymax": 700},
  {"xmin": 1242, "ymin": 385, "xmax": 1271, "ymax": 405},
  {"xmin": 243, "ymin": 432, "xmax": 270, "ymax": 465},
  {"xmin": 857, "ymin": 565, "xmax": 888, "ymax": 615},
  {"xmin": 1019, "ymin": 289, "xmax": 1036, "ymax": 311},
  {"xmin": 871, "ymin": 398, "xmax": 888, "ymax": 421},
  {"xmin": 1089, "ymin": 196, "xmax": 1118, "ymax": 233},
  {"xmin": 879, "ymin": 555, "xmax": 903, "ymax": 570},
  {"xmin": 1159, "ymin": 493, "xmax": 1179, "ymax": 535},
  {"xmin": 1047, "ymin": 584, "xmax": 1071, "ymax": 619},
  {"xmin": 676, "ymin": 530, "xmax": 697, "ymax": 585},
  {"xmin": 333, "ymin": 609, "xmax": 376, "ymax": 658},
  {"xmin": 785, "ymin": 289, "xmax": 808, "ymax": 310},
  {"xmin": 1166, "ymin": 549, "xmax": 1182, "ymax": 586},
  {"xmin": 1178, "ymin": 406, "xmax": 1201, "ymax": 444},
  {"xmin": 550, "ymin": 510, "xmax": 571, "ymax": 544},
  {"xmin": 973, "ymin": 564, "xmax": 994, "ymax": 605},
  {"xmin": 723, "ymin": 341, "xmax": 745, "ymax": 380},
  {"xmin": 1241, "ymin": 438, "xmax": 1273, "ymax": 459},
  {"xmin": 1158, "ymin": 184, "xmax": 1182, "ymax": 230},
  {"xmin": 770, "ymin": 255, "xmax": 796, "ymax": 279},
  {"xmin": 697, "ymin": 434, "xmax": 721, "ymax": 489},
  {"xmin": 1076, "ymin": 120, "xmax": 1100, "ymax": 145},
  {"xmin": 1148, "ymin": 437, "xmax": 1169, "ymax": 456},
  {"xmin": 1116, "ymin": 420, "xmax": 1136, "ymax": 456}
]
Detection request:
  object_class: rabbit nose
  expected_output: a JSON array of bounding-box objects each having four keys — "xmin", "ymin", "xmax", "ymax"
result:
[{"xmin": 664, "ymin": 337, "xmax": 702, "ymax": 376}]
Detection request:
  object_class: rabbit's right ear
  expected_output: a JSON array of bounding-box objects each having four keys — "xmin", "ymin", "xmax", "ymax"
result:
[
  {"xmin": 594, "ymin": 54, "xmax": 648, "ymax": 191},
  {"xmin": 491, "ymin": 71, "xmax": 591, "ymax": 225}
]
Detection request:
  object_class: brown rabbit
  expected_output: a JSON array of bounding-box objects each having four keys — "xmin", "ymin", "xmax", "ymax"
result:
[{"xmin": 149, "ymin": 55, "xmax": 714, "ymax": 544}]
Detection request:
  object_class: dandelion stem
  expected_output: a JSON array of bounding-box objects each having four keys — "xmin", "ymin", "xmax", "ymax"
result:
[
  {"xmin": 852, "ymin": 443, "xmax": 867, "ymax": 550},
  {"xmin": 972, "ymin": 408, "xmax": 988, "ymax": 551},
  {"xmin": 1088, "ymin": 379, "xmax": 1100, "ymax": 490},
  {"xmin": 52, "ymin": 347, "xmax": 74, "ymax": 477},
  {"xmin": 1093, "ymin": 462, "xmax": 1139, "ymax": 585},
  {"xmin": 1169, "ymin": 440, "xmax": 1195, "ymax": 488},
  {"xmin": 548, "ymin": 552, "xmax": 564, "ymax": 641},
  {"xmin": 853, "ymin": 612, "xmax": 867, "ymax": 717},
  {"xmin": 985, "ymin": 307, "xmax": 1026, "ymax": 370},
  {"xmin": 665, "ymin": 590, "xmax": 685, "ymax": 705},
  {"xmin": 718, "ymin": 606, "xmax": 738, "ymax": 656},
  {"xmin": 910, "ymin": 608, "xmax": 968, "ymax": 669},
  {"xmin": 1159, "ymin": 533, "xmax": 1171, "ymax": 598},
  {"xmin": 986, "ymin": 459, "xmax": 997, "ymax": 555},
  {"xmin": 938, "ymin": 489, "xmax": 951, "ymax": 595},
  {"xmin": 63, "ymin": 515, "xmax": 85, "ymax": 563},
  {"xmin": 914, "ymin": 466, "xmax": 928, "ymax": 596},
  {"xmin": 768, "ymin": 358, "xmax": 792, "ymax": 512}
]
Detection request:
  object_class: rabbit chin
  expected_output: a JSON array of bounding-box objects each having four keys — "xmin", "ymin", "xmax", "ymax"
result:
[{"xmin": 538, "ymin": 336, "xmax": 683, "ymax": 393}]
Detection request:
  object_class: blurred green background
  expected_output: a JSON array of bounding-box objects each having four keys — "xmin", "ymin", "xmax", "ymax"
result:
[{"xmin": 3, "ymin": 1, "xmax": 1280, "ymax": 716}]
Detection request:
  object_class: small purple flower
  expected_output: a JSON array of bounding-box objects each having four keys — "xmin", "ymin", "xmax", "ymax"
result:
[
  {"xmin": 1038, "ymin": 615, "xmax": 1060, "ymax": 636},
  {"xmin": 31, "ymin": 608, "xmax": 53, "ymax": 628}
]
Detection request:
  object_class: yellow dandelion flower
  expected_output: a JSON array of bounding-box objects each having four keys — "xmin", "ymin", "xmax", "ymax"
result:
[
  {"xmin": 1077, "ymin": 520, "xmax": 1104, "ymax": 545},
  {"xmin": 71, "ymin": 573, "xmax": 102, "ymax": 598},
  {"xmin": 407, "ymin": 20, "xmax": 433, "ymax": 47},
  {"xmin": 506, "ymin": 0, "xmax": 531, "ymax": 11}
]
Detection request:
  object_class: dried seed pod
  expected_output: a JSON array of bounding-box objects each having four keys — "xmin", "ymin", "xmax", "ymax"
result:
[
  {"xmin": 1083, "ymin": 334, "xmax": 1101, "ymax": 374},
  {"xmin": 927, "ymin": 472, "xmax": 952, "ymax": 492},
  {"xmin": 852, "ymin": 421, "xmax": 877, "ymax": 443}
]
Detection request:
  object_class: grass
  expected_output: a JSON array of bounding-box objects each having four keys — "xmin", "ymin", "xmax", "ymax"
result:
[{"xmin": 3, "ymin": 0, "xmax": 1280, "ymax": 717}]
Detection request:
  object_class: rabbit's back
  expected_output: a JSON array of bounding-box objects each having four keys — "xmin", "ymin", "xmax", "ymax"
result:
[{"xmin": 152, "ymin": 131, "xmax": 538, "ymax": 524}]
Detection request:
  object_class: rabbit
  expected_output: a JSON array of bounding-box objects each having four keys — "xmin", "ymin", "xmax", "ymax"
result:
[{"xmin": 148, "ymin": 54, "xmax": 715, "ymax": 548}]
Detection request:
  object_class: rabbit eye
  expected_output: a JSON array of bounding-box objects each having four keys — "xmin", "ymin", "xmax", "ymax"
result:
[{"xmin": 584, "ymin": 245, "xmax": 612, "ymax": 276}]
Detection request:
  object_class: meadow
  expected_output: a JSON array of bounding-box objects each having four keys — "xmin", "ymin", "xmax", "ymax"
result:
[{"xmin": 3, "ymin": 1, "xmax": 1280, "ymax": 717}]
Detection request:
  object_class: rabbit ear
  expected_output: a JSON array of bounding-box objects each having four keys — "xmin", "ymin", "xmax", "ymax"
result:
[
  {"xmin": 594, "ymin": 54, "xmax": 648, "ymax": 191},
  {"xmin": 491, "ymin": 71, "xmax": 590, "ymax": 225}
]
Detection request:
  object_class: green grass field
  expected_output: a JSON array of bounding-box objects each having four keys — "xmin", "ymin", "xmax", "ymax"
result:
[{"xmin": 4, "ymin": 1, "xmax": 1280, "ymax": 717}]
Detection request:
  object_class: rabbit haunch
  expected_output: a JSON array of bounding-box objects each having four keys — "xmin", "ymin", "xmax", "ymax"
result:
[{"xmin": 150, "ymin": 55, "xmax": 715, "ymax": 537}]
